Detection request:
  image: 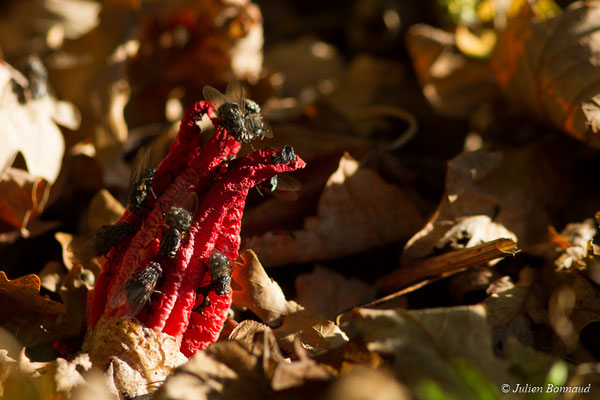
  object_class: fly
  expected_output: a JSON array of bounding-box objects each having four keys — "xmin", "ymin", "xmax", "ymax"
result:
[
  {"xmin": 193, "ymin": 251, "xmax": 232, "ymax": 314},
  {"xmin": 272, "ymin": 145, "xmax": 296, "ymax": 164},
  {"xmin": 202, "ymin": 80, "xmax": 273, "ymax": 143},
  {"xmin": 109, "ymin": 261, "xmax": 163, "ymax": 318},
  {"xmin": 158, "ymin": 191, "xmax": 198, "ymax": 259},
  {"xmin": 68, "ymin": 222, "xmax": 135, "ymax": 264},
  {"xmin": 208, "ymin": 251, "xmax": 232, "ymax": 296},
  {"xmin": 128, "ymin": 147, "xmax": 156, "ymax": 215}
]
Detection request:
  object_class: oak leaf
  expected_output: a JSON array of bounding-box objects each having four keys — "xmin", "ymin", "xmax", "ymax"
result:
[
  {"xmin": 491, "ymin": 2, "xmax": 600, "ymax": 148},
  {"xmin": 246, "ymin": 153, "xmax": 423, "ymax": 266}
]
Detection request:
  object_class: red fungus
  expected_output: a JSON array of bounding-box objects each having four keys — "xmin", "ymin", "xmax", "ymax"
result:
[{"xmin": 86, "ymin": 98, "xmax": 305, "ymax": 357}]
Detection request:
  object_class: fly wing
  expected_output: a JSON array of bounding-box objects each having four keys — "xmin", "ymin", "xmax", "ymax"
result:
[
  {"xmin": 128, "ymin": 147, "xmax": 152, "ymax": 191},
  {"xmin": 109, "ymin": 280, "xmax": 129, "ymax": 309},
  {"xmin": 109, "ymin": 281, "xmax": 148, "ymax": 319},
  {"xmin": 172, "ymin": 190, "xmax": 199, "ymax": 215},
  {"xmin": 202, "ymin": 85, "xmax": 229, "ymax": 109},
  {"xmin": 272, "ymin": 174, "xmax": 301, "ymax": 201},
  {"xmin": 275, "ymin": 174, "xmax": 301, "ymax": 191},
  {"xmin": 121, "ymin": 286, "xmax": 152, "ymax": 318},
  {"xmin": 109, "ymin": 269, "xmax": 158, "ymax": 318},
  {"xmin": 258, "ymin": 114, "xmax": 274, "ymax": 139},
  {"xmin": 272, "ymin": 190, "xmax": 299, "ymax": 201},
  {"xmin": 225, "ymin": 79, "xmax": 245, "ymax": 111}
]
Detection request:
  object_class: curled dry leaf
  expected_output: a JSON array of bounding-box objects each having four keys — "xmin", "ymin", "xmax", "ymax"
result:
[
  {"xmin": 39, "ymin": 261, "xmax": 66, "ymax": 293},
  {"xmin": 0, "ymin": 61, "xmax": 77, "ymax": 182},
  {"xmin": 270, "ymin": 340, "xmax": 333, "ymax": 391},
  {"xmin": 156, "ymin": 322, "xmax": 333, "ymax": 400},
  {"xmin": 406, "ymin": 23, "xmax": 497, "ymax": 119},
  {"xmin": 0, "ymin": 271, "xmax": 66, "ymax": 317},
  {"xmin": 491, "ymin": 2, "xmax": 600, "ymax": 148},
  {"xmin": 402, "ymin": 141, "xmax": 574, "ymax": 266},
  {"xmin": 485, "ymin": 265, "xmax": 600, "ymax": 355},
  {"xmin": 548, "ymin": 218, "xmax": 597, "ymax": 271},
  {"xmin": 34, "ymin": 258, "xmax": 93, "ymax": 346},
  {"xmin": 232, "ymin": 250, "xmax": 348, "ymax": 353},
  {"xmin": 55, "ymin": 231, "xmax": 102, "ymax": 278},
  {"xmin": 0, "ymin": 168, "xmax": 50, "ymax": 232},
  {"xmin": 155, "ymin": 346, "xmax": 249, "ymax": 400},
  {"xmin": 70, "ymin": 368, "xmax": 119, "ymax": 400},
  {"xmin": 228, "ymin": 320, "xmax": 284, "ymax": 361},
  {"xmin": 228, "ymin": 320, "xmax": 333, "ymax": 390},
  {"xmin": 55, "ymin": 231, "xmax": 77, "ymax": 271},
  {"xmin": 56, "ymin": 263, "xmax": 96, "ymax": 342},
  {"xmin": 232, "ymin": 249, "xmax": 301, "ymax": 325},
  {"xmin": 0, "ymin": 60, "xmax": 79, "ymax": 232},
  {"xmin": 0, "ymin": 269, "xmax": 98, "ymax": 348},
  {"xmin": 547, "ymin": 272, "xmax": 600, "ymax": 353},
  {"xmin": 246, "ymin": 153, "xmax": 423, "ymax": 267},
  {"xmin": 351, "ymin": 305, "xmax": 514, "ymax": 397},
  {"xmin": 0, "ymin": 330, "xmax": 94, "ymax": 399},
  {"xmin": 83, "ymin": 316, "xmax": 187, "ymax": 398},
  {"xmin": 274, "ymin": 312, "xmax": 349, "ymax": 355},
  {"xmin": 483, "ymin": 271, "xmax": 541, "ymax": 352}
]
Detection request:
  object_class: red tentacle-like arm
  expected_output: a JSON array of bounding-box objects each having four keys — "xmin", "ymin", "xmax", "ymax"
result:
[{"xmin": 86, "ymin": 100, "xmax": 305, "ymax": 356}]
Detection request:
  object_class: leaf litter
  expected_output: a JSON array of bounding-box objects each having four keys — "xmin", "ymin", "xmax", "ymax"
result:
[{"xmin": 3, "ymin": 0, "xmax": 600, "ymax": 399}]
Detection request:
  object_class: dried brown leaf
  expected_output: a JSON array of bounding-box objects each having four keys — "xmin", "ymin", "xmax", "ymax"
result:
[
  {"xmin": 39, "ymin": 261, "xmax": 67, "ymax": 293},
  {"xmin": 156, "ymin": 341, "xmax": 265, "ymax": 400},
  {"xmin": 232, "ymin": 251, "xmax": 348, "ymax": 353},
  {"xmin": 351, "ymin": 305, "xmax": 514, "ymax": 396},
  {"xmin": 551, "ymin": 219, "xmax": 597, "ymax": 270},
  {"xmin": 486, "ymin": 263, "xmax": 600, "ymax": 356},
  {"xmin": 548, "ymin": 273, "xmax": 600, "ymax": 353},
  {"xmin": 56, "ymin": 231, "xmax": 79, "ymax": 271},
  {"xmin": 0, "ymin": 272, "xmax": 66, "ymax": 317},
  {"xmin": 274, "ymin": 312, "xmax": 348, "ymax": 355},
  {"xmin": 295, "ymin": 266, "xmax": 376, "ymax": 321},
  {"xmin": 0, "ymin": 61, "xmax": 78, "ymax": 182},
  {"xmin": 229, "ymin": 320, "xmax": 284, "ymax": 363},
  {"xmin": 0, "ymin": 60, "xmax": 78, "ymax": 233},
  {"xmin": 270, "ymin": 346, "xmax": 332, "ymax": 391},
  {"xmin": 406, "ymin": 23, "xmax": 496, "ymax": 118},
  {"xmin": 247, "ymin": 154, "xmax": 423, "ymax": 267},
  {"xmin": 232, "ymin": 249, "xmax": 301, "ymax": 325},
  {"xmin": 0, "ymin": 0, "xmax": 100, "ymax": 60},
  {"xmin": 484, "ymin": 274, "xmax": 538, "ymax": 351},
  {"xmin": 491, "ymin": 2, "xmax": 600, "ymax": 148},
  {"xmin": 0, "ymin": 168, "xmax": 50, "ymax": 232},
  {"xmin": 0, "ymin": 330, "xmax": 97, "ymax": 399},
  {"xmin": 156, "ymin": 333, "xmax": 333, "ymax": 400},
  {"xmin": 402, "ymin": 142, "xmax": 573, "ymax": 266},
  {"xmin": 70, "ymin": 368, "xmax": 119, "ymax": 400}
]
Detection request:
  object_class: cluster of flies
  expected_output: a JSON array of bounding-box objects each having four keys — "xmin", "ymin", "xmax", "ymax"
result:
[{"xmin": 69, "ymin": 82, "xmax": 300, "ymax": 319}]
